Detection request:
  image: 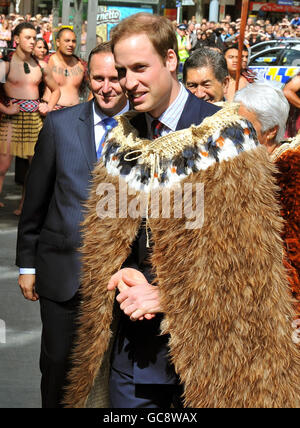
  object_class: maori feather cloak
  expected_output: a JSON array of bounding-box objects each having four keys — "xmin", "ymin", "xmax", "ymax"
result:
[{"xmin": 63, "ymin": 106, "xmax": 300, "ymax": 408}]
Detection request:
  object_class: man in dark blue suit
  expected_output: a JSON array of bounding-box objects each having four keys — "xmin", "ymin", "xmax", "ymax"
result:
[
  {"xmin": 105, "ymin": 13, "xmax": 219, "ymax": 408},
  {"xmin": 63, "ymin": 13, "xmax": 221, "ymax": 408},
  {"xmin": 16, "ymin": 42, "xmax": 128, "ymax": 408}
]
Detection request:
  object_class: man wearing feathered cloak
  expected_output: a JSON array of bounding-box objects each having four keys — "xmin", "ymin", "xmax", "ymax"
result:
[{"xmin": 63, "ymin": 13, "xmax": 300, "ymax": 408}]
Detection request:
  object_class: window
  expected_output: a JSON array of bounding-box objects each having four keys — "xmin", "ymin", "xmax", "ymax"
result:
[
  {"xmin": 281, "ymin": 49, "xmax": 300, "ymax": 66},
  {"xmin": 250, "ymin": 48, "xmax": 283, "ymax": 66}
]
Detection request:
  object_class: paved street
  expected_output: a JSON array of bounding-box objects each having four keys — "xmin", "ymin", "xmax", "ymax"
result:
[{"xmin": 0, "ymin": 165, "xmax": 41, "ymax": 408}]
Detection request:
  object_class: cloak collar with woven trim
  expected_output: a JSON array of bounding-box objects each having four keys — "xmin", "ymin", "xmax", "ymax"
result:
[{"xmin": 101, "ymin": 105, "xmax": 260, "ymax": 192}]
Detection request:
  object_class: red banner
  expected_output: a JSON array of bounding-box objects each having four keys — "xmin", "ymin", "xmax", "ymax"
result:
[
  {"xmin": 164, "ymin": 9, "xmax": 177, "ymax": 21},
  {"xmin": 250, "ymin": 2, "xmax": 300, "ymax": 13}
]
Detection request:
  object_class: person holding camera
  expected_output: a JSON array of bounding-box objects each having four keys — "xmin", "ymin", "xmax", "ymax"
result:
[{"xmin": 247, "ymin": 28, "xmax": 264, "ymax": 46}]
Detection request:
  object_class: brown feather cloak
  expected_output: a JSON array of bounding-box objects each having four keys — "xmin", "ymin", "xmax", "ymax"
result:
[{"xmin": 63, "ymin": 110, "xmax": 300, "ymax": 408}]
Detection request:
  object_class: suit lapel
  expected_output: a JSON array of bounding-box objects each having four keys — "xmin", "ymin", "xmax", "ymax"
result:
[
  {"xmin": 129, "ymin": 95, "xmax": 202, "ymax": 136},
  {"xmin": 128, "ymin": 94, "xmax": 220, "ymax": 137},
  {"xmin": 176, "ymin": 93, "xmax": 196, "ymax": 131},
  {"xmin": 78, "ymin": 100, "xmax": 97, "ymax": 171},
  {"xmin": 176, "ymin": 92, "xmax": 220, "ymax": 131}
]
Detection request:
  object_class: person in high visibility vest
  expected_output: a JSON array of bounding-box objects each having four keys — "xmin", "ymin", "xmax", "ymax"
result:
[{"xmin": 176, "ymin": 24, "xmax": 191, "ymax": 74}]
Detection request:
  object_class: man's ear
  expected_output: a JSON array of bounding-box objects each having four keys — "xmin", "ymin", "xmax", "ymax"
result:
[
  {"xmin": 223, "ymin": 75, "xmax": 230, "ymax": 97},
  {"xmin": 166, "ymin": 49, "xmax": 178, "ymax": 73},
  {"xmin": 14, "ymin": 34, "xmax": 19, "ymax": 46}
]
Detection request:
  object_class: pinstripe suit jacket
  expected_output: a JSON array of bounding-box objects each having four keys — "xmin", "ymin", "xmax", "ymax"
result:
[{"xmin": 16, "ymin": 100, "xmax": 97, "ymax": 302}]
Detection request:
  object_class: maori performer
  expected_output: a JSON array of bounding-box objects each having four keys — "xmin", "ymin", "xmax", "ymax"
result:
[
  {"xmin": 42, "ymin": 27, "xmax": 87, "ymax": 110},
  {"xmin": 283, "ymin": 72, "xmax": 300, "ymax": 138},
  {"xmin": 0, "ymin": 22, "xmax": 60, "ymax": 213}
]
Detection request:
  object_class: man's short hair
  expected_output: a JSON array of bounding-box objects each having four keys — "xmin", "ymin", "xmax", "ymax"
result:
[
  {"xmin": 14, "ymin": 22, "xmax": 36, "ymax": 37},
  {"xmin": 183, "ymin": 48, "xmax": 228, "ymax": 84},
  {"xmin": 111, "ymin": 12, "xmax": 179, "ymax": 65},
  {"xmin": 223, "ymin": 44, "xmax": 239, "ymax": 55},
  {"xmin": 56, "ymin": 27, "xmax": 76, "ymax": 40},
  {"xmin": 88, "ymin": 41, "xmax": 112, "ymax": 74}
]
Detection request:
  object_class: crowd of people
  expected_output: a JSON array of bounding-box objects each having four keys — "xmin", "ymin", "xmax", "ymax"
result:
[
  {"xmin": 174, "ymin": 14, "xmax": 300, "ymax": 133},
  {"xmin": 1, "ymin": 11, "xmax": 300, "ymax": 56},
  {"xmin": 176, "ymin": 13, "xmax": 300, "ymax": 53},
  {"xmin": 0, "ymin": 10, "xmax": 299, "ymax": 409},
  {"xmin": 0, "ymin": 12, "xmax": 88, "ymax": 56}
]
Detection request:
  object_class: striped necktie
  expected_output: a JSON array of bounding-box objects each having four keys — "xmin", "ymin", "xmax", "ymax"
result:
[
  {"xmin": 97, "ymin": 117, "xmax": 117, "ymax": 160},
  {"xmin": 151, "ymin": 119, "xmax": 163, "ymax": 139}
]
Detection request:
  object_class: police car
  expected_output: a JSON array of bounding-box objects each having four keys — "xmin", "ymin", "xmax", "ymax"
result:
[
  {"xmin": 249, "ymin": 39, "xmax": 300, "ymax": 56},
  {"xmin": 249, "ymin": 39, "xmax": 300, "ymax": 86}
]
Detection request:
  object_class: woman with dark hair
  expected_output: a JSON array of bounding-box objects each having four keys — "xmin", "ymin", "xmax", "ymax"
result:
[
  {"xmin": 33, "ymin": 37, "xmax": 49, "ymax": 61},
  {"xmin": 33, "ymin": 38, "xmax": 53, "ymax": 104},
  {"xmin": 191, "ymin": 30, "xmax": 210, "ymax": 51}
]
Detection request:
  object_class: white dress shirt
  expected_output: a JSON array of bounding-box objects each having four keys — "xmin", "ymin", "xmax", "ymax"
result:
[
  {"xmin": 93, "ymin": 100, "xmax": 129, "ymax": 153},
  {"xmin": 145, "ymin": 82, "xmax": 189, "ymax": 138}
]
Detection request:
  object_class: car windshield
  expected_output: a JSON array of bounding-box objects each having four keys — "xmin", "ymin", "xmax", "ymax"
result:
[
  {"xmin": 250, "ymin": 48, "xmax": 283, "ymax": 66},
  {"xmin": 250, "ymin": 40, "xmax": 299, "ymax": 56},
  {"xmin": 281, "ymin": 48, "xmax": 300, "ymax": 66},
  {"xmin": 250, "ymin": 41, "xmax": 277, "ymax": 54}
]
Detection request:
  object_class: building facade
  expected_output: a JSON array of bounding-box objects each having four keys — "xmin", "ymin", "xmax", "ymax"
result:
[{"xmin": 5, "ymin": 0, "xmax": 300, "ymax": 22}]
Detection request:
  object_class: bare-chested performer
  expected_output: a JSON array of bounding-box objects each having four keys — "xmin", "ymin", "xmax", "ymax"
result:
[
  {"xmin": 0, "ymin": 22, "xmax": 60, "ymax": 214},
  {"xmin": 224, "ymin": 46, "xmax": 248, "ymax": 102},
  {"xmin": 42, "ymin": 28, "xmax": 86, "ymax": 109}
]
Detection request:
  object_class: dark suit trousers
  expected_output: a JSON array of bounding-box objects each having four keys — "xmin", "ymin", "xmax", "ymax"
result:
[
  {"xmin": 109, "ymin": 367, "xmax": 183, "ymax": 408},
  {"xmin": 39, "ymin": 294, "xmax": 80, "ymax": 408}
]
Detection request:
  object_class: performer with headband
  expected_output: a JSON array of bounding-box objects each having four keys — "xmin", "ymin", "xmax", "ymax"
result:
[{"xmin": 0, "ymin": 22, "xmax": 60, "ymax": 214}]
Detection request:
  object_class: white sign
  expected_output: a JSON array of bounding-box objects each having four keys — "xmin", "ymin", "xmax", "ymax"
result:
[
  {"xmin": 182, "ymin": 0, "xmax": 195, "ymax": 5},
  {"xmin": 97, "ymin": 9, "xmax": 121, "ymax": 25}
]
